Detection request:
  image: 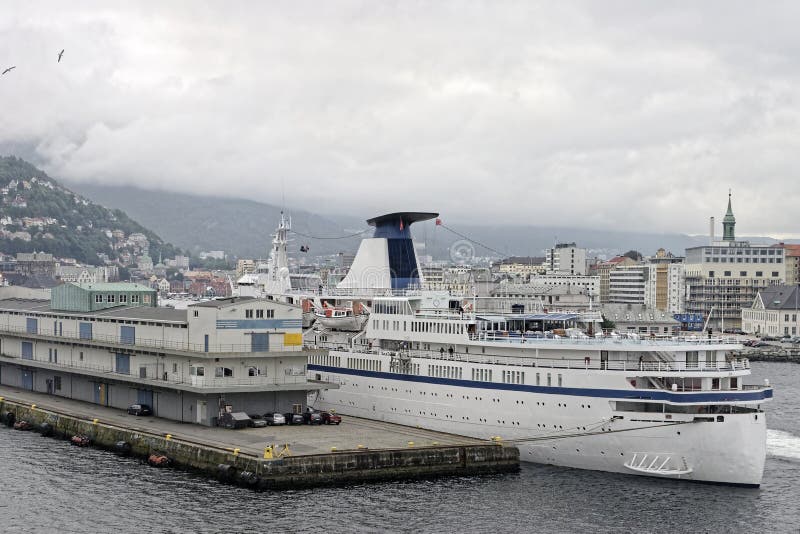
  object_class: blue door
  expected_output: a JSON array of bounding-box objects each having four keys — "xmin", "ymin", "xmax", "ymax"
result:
[
  {"xmin": 120, "ymin": 326, "xmax": 135, "ymax": 345},
  {"xmin": 137, "ymin": 389, "xmax": 154, "ymax": 407},
  {"xmin": 79, "ymin": 322, "xmax": 92, "ymax": 340},
  {"xmin": 21, "ymin": 342, "xmax": 33, "ymax": 360},
  {"xmin": 251, "ymin": 333, "xmax": 269, "ymax": 352},
  {"xmin": 115, "ymin": 354, "xmax": 130, "ymax": 375},
  {"xmin": 22, "ymin": 370, "xmax": 34, "ymax": 391},
  {"xmin": 26, "ymin": 318, "xmax": 38, "ymax": 334},
  {"xmin": 93, "ymin": 383, "xmax": 108, "ymax": 405}
]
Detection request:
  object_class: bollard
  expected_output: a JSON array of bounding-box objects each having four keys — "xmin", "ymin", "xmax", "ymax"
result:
[
  {"xmin": 165, "ymin": 434, "xmax": 172, "ymax": 441},
  {"xmin": 264, "ymin": 445, "xmax": 273, "ymax": 459},
  {"xmin": 407, "ymin": 441, "xmax": 414, "ymax": 448}
]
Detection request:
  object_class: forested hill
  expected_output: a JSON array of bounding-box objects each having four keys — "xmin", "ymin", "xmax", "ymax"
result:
[{"xmin": 0, "ymin": 156, "xmax": 180, "ymax": 265}]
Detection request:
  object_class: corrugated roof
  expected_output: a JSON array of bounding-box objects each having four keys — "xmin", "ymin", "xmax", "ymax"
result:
[{"xmin": 0, "ymin": 298, "xmax": 186, "ymax": 322}]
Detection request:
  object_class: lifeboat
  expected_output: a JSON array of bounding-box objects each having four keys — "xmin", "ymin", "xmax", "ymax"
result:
[{"xmin": 314, "ymin": 305, "xmax": 368, "ymax": 332}]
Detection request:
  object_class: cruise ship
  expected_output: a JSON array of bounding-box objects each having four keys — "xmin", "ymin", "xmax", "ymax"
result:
[{"xmin": 265, "ymin": 211, "xmax": 773, "ymax": 486}]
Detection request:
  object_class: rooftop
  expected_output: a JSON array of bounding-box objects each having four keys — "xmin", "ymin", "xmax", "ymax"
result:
[
  {"xmin": 0, "ymin": 298, "xmax": 187, "ymax": 323},
  {"xmin": 75, "ymin": 282, "xmax": 155, "ymax": 292},
  {"xmin": 189, "ymin": 296, "xmax": 256, "ymax": 308}
]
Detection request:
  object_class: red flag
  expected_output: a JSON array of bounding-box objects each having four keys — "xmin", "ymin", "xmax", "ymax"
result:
[
  {"xmin": 435, "ymin": 218, "xmax": 442, "ymax": 226},
  {"xmin": 399, "ymin": 218, "xmax": 404, "ymax": 231}
]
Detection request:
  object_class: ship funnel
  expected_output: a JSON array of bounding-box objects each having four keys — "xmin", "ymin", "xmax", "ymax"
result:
[{"xmin": 337, "ymin": 212, "xmax": 438, "ymax": 290}]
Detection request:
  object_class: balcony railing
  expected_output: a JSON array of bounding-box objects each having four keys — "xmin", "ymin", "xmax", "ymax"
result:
[
  {"xmin": 2, "ymin": 354, "xmax": 313, "ymax": 389},
  {"xmin": 0, "ymin": 323, "xmax": 305, "ymax": 354}
]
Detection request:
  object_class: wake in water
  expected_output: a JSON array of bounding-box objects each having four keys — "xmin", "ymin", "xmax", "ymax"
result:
[{"xmin": 767, "ymin": 429, "xmax": 800, "ymax": 461}]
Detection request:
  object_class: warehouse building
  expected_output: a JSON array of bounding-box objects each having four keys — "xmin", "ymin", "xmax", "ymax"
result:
[{"xmin": 0, "ymin": 283, "xmax": 331, "ymax": 425}]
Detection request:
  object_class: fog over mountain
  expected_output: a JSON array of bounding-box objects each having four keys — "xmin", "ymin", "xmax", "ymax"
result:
[{"xmin": 68, "ymin": 181, "xmax": 791, "ymax": 262}]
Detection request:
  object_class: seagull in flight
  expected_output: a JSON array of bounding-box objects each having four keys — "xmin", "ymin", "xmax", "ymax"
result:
[
  {"xmin": 58, "ymin": 49, "xmax": 64, "ymax": 63},
  {"xmin": 2, "ymin": 66, "xmax": 15, "ymax": 75}
]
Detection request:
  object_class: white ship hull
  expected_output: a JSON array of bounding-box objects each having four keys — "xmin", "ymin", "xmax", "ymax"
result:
[{"xmin": 310, "ymin": 350, "xmax": 768, "ymax": 486}]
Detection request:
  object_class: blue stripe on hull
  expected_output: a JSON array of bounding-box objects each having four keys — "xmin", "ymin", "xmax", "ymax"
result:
[{"xmin": 308, "ymin": 364, "xmax": 773, "ymax": 404}]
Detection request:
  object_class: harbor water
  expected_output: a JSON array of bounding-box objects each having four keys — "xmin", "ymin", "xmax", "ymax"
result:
[{"xmin": 1, "ymin": 361, "xmax": 799, "ymax": 534}]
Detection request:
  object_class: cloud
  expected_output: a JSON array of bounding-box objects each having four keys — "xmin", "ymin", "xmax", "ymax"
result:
[{"xmin": 1, "ymin": 1, "xmax": 799, "ymax": 236}]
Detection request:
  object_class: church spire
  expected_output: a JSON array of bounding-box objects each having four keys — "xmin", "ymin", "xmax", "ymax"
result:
[{"xmin": 722, "ymin": 189, "xmax": 736, "ymax": 241}]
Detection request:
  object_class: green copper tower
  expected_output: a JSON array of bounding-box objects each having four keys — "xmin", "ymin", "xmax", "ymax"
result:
[{"xmin": 722, "ymin": 190, "xmax": 736, "ymax": 241}]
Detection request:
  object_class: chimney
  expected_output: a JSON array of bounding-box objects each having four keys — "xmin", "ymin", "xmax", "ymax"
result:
[{"xmin": 709, "ymin": 217, "xmax": 715, "ymax": 244}]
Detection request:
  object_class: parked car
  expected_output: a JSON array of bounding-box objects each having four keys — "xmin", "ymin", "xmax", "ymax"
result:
[
  {"xmin": 303, "ymin": 410, "xmax": 323, "ymax": 425},
  {"xmin": 283, "ymin": 413, "xmax": 305, "ymax": 425},
  {"xmin": 127, "ymin": 404, "xmax": 153, "ymax": 416},
  {"xmin": 723, "ymin": 328, "xmax": 744, "ymax": 334},
  {"xmin": 249, "ymin": 414, "xmax": 268, "ymax": 428},
  {"xmin": 742, "ymin": 339, "xmax": 756, "ymax": 347},
  {"xmin": 760, "ymin": 335, "xmax": 780, "ymax": 341},
  {"xmin": 752, "ymin": 341, "xmax": 769, "ymax": 348},
  {"xmin": 321, "ymin": 411, "xmax": 342, "ymax": 425},
  {"xmin": 264, "ymin": 413, "xmax": 286, "ymax": 426}
]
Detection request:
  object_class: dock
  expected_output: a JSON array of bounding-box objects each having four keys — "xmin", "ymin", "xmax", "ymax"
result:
[{"xmin": 0, "ymin": 386, "xmax": 519, "ymax": 489}]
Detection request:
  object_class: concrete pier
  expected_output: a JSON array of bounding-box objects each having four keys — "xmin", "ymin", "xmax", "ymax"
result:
[{"xmin": 0, "ymin": 387, "xmax": 519, "ymax": 489}]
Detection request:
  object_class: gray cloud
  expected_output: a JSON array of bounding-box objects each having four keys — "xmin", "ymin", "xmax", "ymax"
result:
[{"xmin": 1, "ymin": 2, "xmax": 799, "ymax": 236}]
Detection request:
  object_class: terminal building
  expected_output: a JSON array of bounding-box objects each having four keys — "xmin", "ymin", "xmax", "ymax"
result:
[{"xmin": 0, "ymin": 283, "xmax": 330, "ymax": 425}]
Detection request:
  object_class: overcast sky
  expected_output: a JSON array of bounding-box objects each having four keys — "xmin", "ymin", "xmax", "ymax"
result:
[{"xmin": 2, "ymin": 2, "xmax": 799, "ymax": 236}]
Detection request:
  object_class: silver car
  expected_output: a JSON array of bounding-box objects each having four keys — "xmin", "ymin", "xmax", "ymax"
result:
[{"xmin": 265, "ymin": 413, "xmax": 286, "ymax": 426}]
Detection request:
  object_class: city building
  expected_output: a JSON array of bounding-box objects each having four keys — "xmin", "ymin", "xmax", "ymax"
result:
[
  {"xmin": 684, "ymin": 193, "xmax": 785, "ymax": 330},
  {"xmin": 596, "ymin": 256, "xmax": 638, "ymax": 304},
  {"xmin": 601, "ymin": 304, "xmax": 681, "ymax": 336},
  {"xmin": 643, "ymin": 249, "xmax": 686, "ymax": 313},
  {"xmin": 236, "ymin": 259, "xmax": 255, "ymax": 277},
  {"xmin": 545, "ymin": 243, "xmax": 587, "ymax": 275},
  {"xmin": 608, "ymin": 265, "xmax": 648, "ymax": 305},
  {"xmin": 494, "ymin": 257, "xmax": 546, "ymax": 278},
  {"xmin": 56, "ymin": 265, "xmax": 110, "ymax": 284},
  {"xmin": 0, "ymin": 285, "xmax": 329, "ymax": 425},
  {"xmin": 741, "ymin": 285, "xmax": 800, "ymax": 337},
  {"xmin": 782, "ymin": 244, "xmax": 800, "ymax": 286}
]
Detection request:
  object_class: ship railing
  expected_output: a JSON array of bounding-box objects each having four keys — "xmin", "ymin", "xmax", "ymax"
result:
[
  {"xmin": 314, "ymin": 345, "xmax": 750, "ymax": 373},
  {"xmin": 469, "ymin": 332, "xmax": 742, "ymax": 346}
]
